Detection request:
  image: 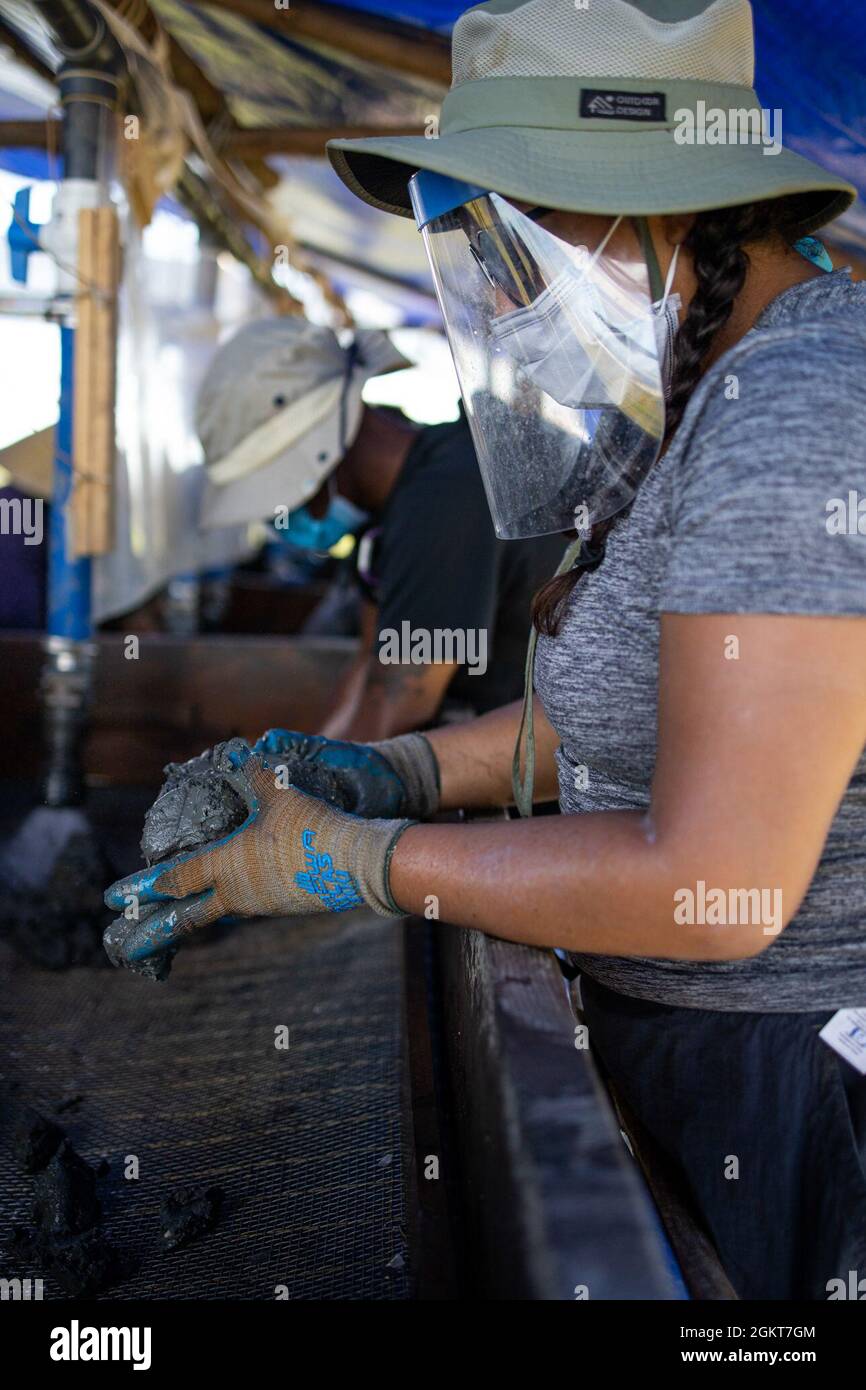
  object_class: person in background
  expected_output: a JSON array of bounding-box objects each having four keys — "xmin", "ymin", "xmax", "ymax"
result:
[{"xmin": 198, "ymin": 317, "xmax": 563, "ymax": 738}]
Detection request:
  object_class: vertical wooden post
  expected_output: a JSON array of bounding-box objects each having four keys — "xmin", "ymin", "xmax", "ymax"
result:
[{"xmin": 72, "ymin": 204, "xmax": 120, "ymax": 557}]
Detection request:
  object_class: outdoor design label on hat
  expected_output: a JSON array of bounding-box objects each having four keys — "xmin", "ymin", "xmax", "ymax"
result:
[{"xmin": 580, "ymin": 89, "xmax": 666, "ymax": 122}]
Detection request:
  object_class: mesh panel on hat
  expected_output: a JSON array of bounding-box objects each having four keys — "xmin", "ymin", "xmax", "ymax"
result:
[{"xmin": 451, "ymin": 0, "xmax": 755, "ymax": 88}]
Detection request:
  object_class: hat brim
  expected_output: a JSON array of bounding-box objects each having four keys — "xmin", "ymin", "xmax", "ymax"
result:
[
  {"xmin": 328, "ymin": 127, "xmax": 854, "ymax": 238},
  {"xmin": 201, "ymin": 384, "xmax": 363, "ymax": 531},
  {"xmin": 201, "ymin": 424, "xmax": 335, "ymax": 530},
  {"xmin": 0, "ymin": 426, "xmax": 54, "ymax": 499}
]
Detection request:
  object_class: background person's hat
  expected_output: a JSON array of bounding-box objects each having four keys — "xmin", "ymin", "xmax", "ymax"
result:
[
  {"xmin": 0, "ymin": 427, "xmax": 54, "ymax": 499},
  {"xmin": 328, "ymin": 0, "xmax": 854, "ymax": 237},
  {"xmin": 199, "ymin": 318, "xmax": 409, "ymax": 530}
]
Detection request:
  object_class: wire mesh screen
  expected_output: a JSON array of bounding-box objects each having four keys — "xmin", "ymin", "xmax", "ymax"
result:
[{"xmin": 0, "ymin": 904, "xmax": 411, "ymax": 1301}]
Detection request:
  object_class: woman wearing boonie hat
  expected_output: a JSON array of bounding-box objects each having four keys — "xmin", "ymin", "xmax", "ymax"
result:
[{"xmin": 106, "ymin": 0, "xmax": 866, "ymax": 1299}]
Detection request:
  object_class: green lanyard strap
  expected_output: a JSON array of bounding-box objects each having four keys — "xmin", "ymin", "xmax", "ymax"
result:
[
  {"xmin": 511, "ymin": 535, "xmax": 583, "ymax": 818},
  {"xmin": 510, "ymin": 220, "xmax": 660, "ymax": 818},
  {"xmin": 635, "ymin": 214, "xmax": 665, "ymax": 302}
]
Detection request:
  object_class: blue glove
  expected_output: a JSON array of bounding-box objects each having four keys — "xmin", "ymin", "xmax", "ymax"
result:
[
  {"xmin": 253, "ymin": 729, "xmax": 439, "ymax": 820},
  {"xmin": 104, "ymin": 740, "xmax": 412, "ymax": 975}
]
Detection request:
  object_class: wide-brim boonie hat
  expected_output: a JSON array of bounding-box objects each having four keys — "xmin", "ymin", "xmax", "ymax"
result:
[
  {"xmin": 327, "ymin": 0, "xmax": 854, "ymax": 239},
  {"xmin": 0, "ymin": 426, "xmax": 53, "ymax": 498},
  {"xmin": 199, "ymin": 320, "xmax": 409, "ymax": 530}
]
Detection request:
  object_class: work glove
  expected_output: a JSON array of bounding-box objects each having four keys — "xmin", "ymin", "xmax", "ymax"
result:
[
  {"xmin": 103, "ymin": 740, "xmax": 413, "ymax": 974},
  {"xmin": 253, "ymin": 728, "xmax": 440, "ymax": 820}
]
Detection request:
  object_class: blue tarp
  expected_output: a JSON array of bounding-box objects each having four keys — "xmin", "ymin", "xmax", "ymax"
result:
[
  {"xmin": 320, "ymin": 0, "xmax": 465, "ymax": 29},
  {"xmin": 752, "ymin": 1, "xmax": 866, "ymax": 222}
]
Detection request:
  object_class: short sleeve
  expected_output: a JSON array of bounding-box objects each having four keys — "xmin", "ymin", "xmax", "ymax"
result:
[
  {"xmin": 661, "ymin": 327, "xmax": 866, "ymax": 616},
  {"xmin": 377, "ymin": 426, "xmax": 500, "ymax": 635}
]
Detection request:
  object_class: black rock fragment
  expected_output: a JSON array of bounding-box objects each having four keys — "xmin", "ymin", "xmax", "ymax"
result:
[
  {"xmin": 0, "ymin": 1099, "xmax": 65, "ymax": 1173},
  {"xmin": 159, "ymin": 1185, "xmax": 223, "ymax": 1251},
  {"xmin": 32, "ymin": 1140, "xmax": 101, "ymax": 1235},
  {"xmin": 7, "ymin": 1137, "xmax": 122, "ymax": 1297},
  {"xmin": 9, "ymin": 1224, "xmax": 123, "ymax": 1299},
  {"xmin": 54, "ymin": 1093, "xmax": 84, "ymax": 1115}
]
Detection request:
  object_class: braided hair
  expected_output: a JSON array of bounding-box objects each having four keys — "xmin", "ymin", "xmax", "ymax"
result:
[{"xmin": 531, "ymin": 193, "xmax": 821, "ymax": 637}]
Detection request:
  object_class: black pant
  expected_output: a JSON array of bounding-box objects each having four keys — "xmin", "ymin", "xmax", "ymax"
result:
[{"xmin": 580, "ymin": 974, "xmax": 866, "ymax": 1300}]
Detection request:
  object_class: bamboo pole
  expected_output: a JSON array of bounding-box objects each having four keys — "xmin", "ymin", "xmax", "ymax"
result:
[
  {"xmin": 71, "ymin": 203, "xmax": 120, "ymax": 557},
  {"xmin": 0, "ymin": 119, "xmax": 425, "ymax": 155}
]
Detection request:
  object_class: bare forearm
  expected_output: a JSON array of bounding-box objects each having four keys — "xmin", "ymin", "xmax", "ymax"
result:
[
  {"xmin": 424, "ymin": 696, "xmax": 560, "ymax": 810},
  {"xmin": 320, "ymin": 653, "xmax": 372, "ymax": 738},
  {"xmin": 323, "ymin": 657, "xmax": 455, "ymax": 741},
  {"xmin": 389, "ymin": 812, "xmax": 769, "ymax": 961}
]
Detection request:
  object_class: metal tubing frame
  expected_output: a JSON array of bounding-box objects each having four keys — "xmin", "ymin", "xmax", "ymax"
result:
[{"xmin": 49, "ymin": 323, "xmax": 91, "ymax": 640}]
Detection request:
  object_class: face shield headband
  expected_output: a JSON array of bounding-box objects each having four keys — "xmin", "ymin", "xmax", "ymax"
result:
[{"xmin": 409, "ymin": 171, "xmax": 671, "ymax": 539}]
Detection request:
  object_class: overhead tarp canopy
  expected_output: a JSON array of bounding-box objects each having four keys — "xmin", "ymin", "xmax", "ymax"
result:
[
  {"xmin": 150, "ymin": 0, "xmax": 445, "ymax": 128},
  {"xmin": 0, "ymin": 0, "xmax": 865, "ymax": 274}
]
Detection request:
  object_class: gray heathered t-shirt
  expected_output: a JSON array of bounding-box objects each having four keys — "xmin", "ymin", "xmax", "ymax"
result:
[{"xmin": 533, "ymin": 270, "xmax": 866, "ymax": 1011}]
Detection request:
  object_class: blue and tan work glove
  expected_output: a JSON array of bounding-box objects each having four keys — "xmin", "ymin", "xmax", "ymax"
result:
[
  {"xmin": 103, "ymin": 741, "xmax": 414, "ymax": 973},
  {"xmin": 253, "ymin": 728, "xmax": 440, "ymax": 819}
]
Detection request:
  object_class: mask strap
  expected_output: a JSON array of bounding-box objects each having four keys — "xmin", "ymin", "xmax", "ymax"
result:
[
  {"xmin": 590, "ymin": 214, "xmax": 621, "ymax": 266},
  {"xmin": 657, "ymin": 241, "xmax": 681, "ymax": 313},
  {"xmin": 569, "ymin": 215, "xmax": 621, "ymax": 274},
  {"xmin": 512, "ymin": 534, "xmax": 583, "ymax": 818}
]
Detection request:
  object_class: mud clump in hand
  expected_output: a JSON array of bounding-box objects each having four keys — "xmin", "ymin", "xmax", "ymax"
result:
[
  {"xmin": 140, "ymin": 742, "xmax": 353, "ymax": 868},
  {"xmin": 106, "ymin": 740, "xmax": 354, "ymax": 981},
  {"xmin": 140, "ymin": 751, "xmax": 249, "ymax": 864}
]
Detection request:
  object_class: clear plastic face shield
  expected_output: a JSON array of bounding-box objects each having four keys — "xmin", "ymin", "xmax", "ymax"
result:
[{"xmin": 409, "ymin": 172, "xmax": 669, "ymax": 539}]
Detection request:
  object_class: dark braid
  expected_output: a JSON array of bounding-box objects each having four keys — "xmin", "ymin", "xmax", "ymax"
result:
[{"xmin": 531, "ymin": 193, "xmax": 821, "ymax": 637}]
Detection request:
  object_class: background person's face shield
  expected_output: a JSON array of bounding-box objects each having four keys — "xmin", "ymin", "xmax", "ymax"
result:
[{"xmin": 409, "ymin": 172, "xmax": 666, "ymax": 539}]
